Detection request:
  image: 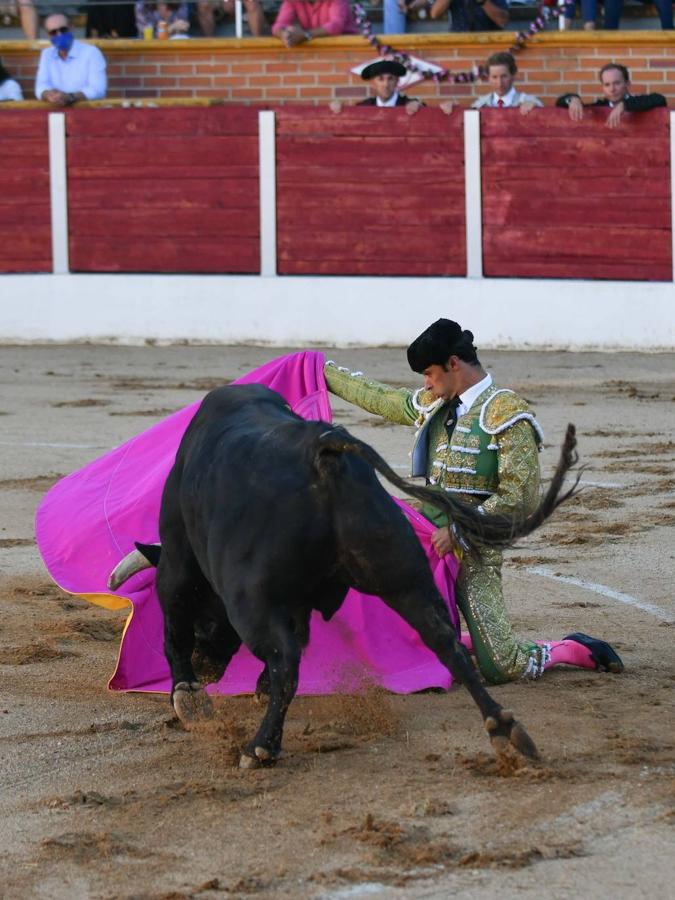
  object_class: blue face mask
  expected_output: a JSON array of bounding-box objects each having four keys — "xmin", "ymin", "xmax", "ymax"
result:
[{"xmin": 51, "ymin": 30, "xmax": 74, "ymax": 53}]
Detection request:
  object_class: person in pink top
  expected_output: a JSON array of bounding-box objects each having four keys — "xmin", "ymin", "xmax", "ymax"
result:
[{"xmin": 272, "ymin": 0, "xmax": 357, "ymax": 47}]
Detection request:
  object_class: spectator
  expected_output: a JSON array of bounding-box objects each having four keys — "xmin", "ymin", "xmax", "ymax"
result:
[
  {"xmin": 0, "ymin": 0, "xmax": 35, "ymax": 39},
  {"xmin": 557, "ymin": 62, "xmax": 667, "ymax": 129},
  {"xmin": 135, "ymin": 1, "xmax": 190, "ymax": 37},
  {"xmin": 563, "ymin": 0, "xmax": 596, "ymax": 29},
  {"xmin": 330, "ymin": 59, "xmax": 424, "ymax": 114},
  {"xmin": 87, "ymin": 0, "xmax": 136, "ymax": 38},
  {"xmin": 430, "ymin": 0, "xmax": 508, "ymax": 32},
  {"xmin": 603, "ymin": 0, "xmax": 672, "ymax": 30},
  {"xmin": 358, "ymin": 60, "xmax": 424, "ymax": 111},
  {"xmin": 0, "ymin": 58, "xmax": 23, "ymax": 101},
  {"xmin": 377, "ymin": 0, "xmax": 432, "ymax": 35},
  {"xmin": 35, "ymin": 13, "xmax": 107, "ymax": 105},
  {"xmin": 196, "ymin": 0, "xmax": 267, "ymax": 37},
  {"xmin": 272, "ymin": 0, "xmax": 357, "ymax": 47},
  {"xmin": 472, "ymin": 52, "xmax": 542, "ymax": 114}
]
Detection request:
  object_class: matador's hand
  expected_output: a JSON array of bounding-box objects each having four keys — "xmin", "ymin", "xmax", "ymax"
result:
[{"xmin": 431, "ymin": 525, "xmax": 458, "ymax": 558}]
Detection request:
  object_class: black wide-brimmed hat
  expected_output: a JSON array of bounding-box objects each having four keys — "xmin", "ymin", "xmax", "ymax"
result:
[
  {"xmin": 361, "ymin": 60, "xmax": 407, "ymax": 81},
  {"xmin": 407, "ymin": 319, "xmax": 476, "ymax": 373}
]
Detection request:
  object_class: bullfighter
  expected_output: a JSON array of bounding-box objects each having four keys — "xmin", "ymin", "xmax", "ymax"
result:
[{"xmin": 325, "ymin": 318, "xmax": 624, "ymax": 684}]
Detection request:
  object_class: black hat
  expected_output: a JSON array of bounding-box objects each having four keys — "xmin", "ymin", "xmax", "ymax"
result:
[
  {"xmin": 407, "ymin": 319, "xmax": 476, "ymax": 373},
  {"xmin": 361, "ymin": 60, "xmax": 407, "ymax": 81}
]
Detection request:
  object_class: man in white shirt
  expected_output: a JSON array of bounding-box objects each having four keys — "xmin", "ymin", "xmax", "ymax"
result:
[
  {"xmin": 472, "ymin": 51, "xmax": 542, "ymax": 115},
  {"xmin": 35, "ymin": 13, "xmax": 107, "ymax": 106}
]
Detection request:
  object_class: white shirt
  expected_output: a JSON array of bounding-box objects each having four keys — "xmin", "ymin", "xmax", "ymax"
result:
[
  {"xmin": 35, "ymin": 40, "xmax": 107, "ymax": 101},
  {"xmin": 376, "ymin": 91, "xmax": 399, "ymax": 108},
  {"xmin": 472, "ymin": 87, "xmax": 543, "ymax": 109},
  {"xmin": 0, "ymin": 78, "xmax": 23, "ymax": 102},
  {"xmin": 456, "ymin": 373, "xmax": 492, "ymax": 417}
]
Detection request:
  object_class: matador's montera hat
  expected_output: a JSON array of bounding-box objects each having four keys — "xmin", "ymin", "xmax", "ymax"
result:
[{"xmin": 406, "ymin": 319, "xmax": 477, "ymax": 373}]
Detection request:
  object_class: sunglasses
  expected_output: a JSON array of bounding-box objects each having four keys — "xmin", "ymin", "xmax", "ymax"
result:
[{"xmin": 48, "ymin": 26, "xmax": 70, "ymax": 36}]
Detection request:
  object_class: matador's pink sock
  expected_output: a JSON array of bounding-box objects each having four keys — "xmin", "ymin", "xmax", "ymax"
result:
[{"xmin": 542, "ymin": 639, "xmax": 595, "ymax": 670}]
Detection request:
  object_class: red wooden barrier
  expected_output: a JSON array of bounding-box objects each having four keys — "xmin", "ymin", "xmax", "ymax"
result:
[
  {"xmin": 65, "ymin": 107, "xmax": 261, "ymax": 274},
  {"xmin": 0, "ymin": 111, "xmax": 51, "ymax": 274},
  {"xmin": 275, "ymin": 108, "xmax": 467, "ymax": 277},
  {"xmin": 1, "ymin": 107, "xmax": 671, "ymax": 280},
  {"xmin": 480, "ymin": 108, "xmax": 672, "ymax": 282}
]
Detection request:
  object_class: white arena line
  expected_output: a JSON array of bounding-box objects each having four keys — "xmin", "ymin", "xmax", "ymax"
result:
[{"xmin": 524, "ymin": 565, "xmax": 675, "ymax": 623}]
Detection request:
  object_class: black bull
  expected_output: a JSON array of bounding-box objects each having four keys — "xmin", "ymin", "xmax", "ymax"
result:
[{"xmin": 119, "ymin": 384, "xmax": 578, "ymax": 768}]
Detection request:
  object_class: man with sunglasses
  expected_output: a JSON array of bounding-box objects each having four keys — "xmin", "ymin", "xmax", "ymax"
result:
[{"xmin": 35, "ymin": 13, "xmax": 107, "ymax": 106}]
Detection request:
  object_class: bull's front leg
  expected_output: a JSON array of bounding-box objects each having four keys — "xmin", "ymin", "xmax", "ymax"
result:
[
  {"xmin": 238, "ymin": 620, "xmax": 301, "ymax": 769},
  {"xmin": 378, "ymin": 587, "xmax": 538, "ymax": 760}
]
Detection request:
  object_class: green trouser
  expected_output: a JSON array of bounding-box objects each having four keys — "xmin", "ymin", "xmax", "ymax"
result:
[
  {"xmin": 455, "ymin": 548, "xmax": 545, "ymax": 684},
  {"xmin": 422, "ymin": 499, "xmax": 545, "ymax": 684}
]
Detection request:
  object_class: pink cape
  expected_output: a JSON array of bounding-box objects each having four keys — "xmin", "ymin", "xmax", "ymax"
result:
[{"xmin": 35, "ymin": 352, "xmax": 460, "ymax": 695}]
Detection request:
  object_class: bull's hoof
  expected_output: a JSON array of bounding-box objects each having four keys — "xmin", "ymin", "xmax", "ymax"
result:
[
  {"xmin": 239, "ymin": 745, "xmax": 279, "ymax": 769},
  {"xmin": 485, "ymin": 709, "xmax": 539, "ymax": 761},
  {"xmin": 172, "ymin": 681, "xmax": 213, "ymax": 727}
]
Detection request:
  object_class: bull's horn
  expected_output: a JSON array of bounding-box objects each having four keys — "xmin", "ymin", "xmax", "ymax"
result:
[{"xmin": 108, "ymin": 548, "xmax": 154, "ymax": 590}]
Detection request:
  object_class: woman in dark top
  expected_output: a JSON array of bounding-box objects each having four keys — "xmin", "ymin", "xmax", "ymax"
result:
[{"xmin": 86, "ymin": 0, "xmax": 137, "ymax": 38}]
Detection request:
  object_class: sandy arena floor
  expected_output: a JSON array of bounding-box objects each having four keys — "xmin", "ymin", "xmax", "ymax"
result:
[{"xmin": 0, "ymin": 345, "xmax": 673, "ymax": 900}]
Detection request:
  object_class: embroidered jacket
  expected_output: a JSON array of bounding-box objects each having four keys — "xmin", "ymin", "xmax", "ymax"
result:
[{"xmin": 324, "ymin": 362, "xmax": 543, "ymax": 526}]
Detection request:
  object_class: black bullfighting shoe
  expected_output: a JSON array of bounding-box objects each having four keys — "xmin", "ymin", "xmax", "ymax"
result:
[{"xmin": 563, "ymin": 632, "xmax": 624, "ymax": 674}]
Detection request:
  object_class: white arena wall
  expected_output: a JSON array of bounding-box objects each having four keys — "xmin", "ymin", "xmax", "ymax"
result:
[{"xmin": 1, "ymin": 273, "xmax": 674, "ymax": 350}]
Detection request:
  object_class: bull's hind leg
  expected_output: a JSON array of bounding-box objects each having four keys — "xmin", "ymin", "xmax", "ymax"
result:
[
  {"xmin": 192, "ymin": 597, "xmax": 242, "ymax": 685},
  {"xmin": 156, "ymin": 555, "xmax": 214, "ymax": 726},
  {"xmin": 234, "ymin": 614, "xmax": 302, "ymax": 769}
]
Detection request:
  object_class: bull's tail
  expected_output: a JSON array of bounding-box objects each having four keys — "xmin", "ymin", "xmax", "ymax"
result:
[{"xmin": 315, "ymin": 424, "xmax": 580, "ymax": 556}]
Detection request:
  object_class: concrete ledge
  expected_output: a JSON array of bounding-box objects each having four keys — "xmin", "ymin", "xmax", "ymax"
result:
[{"xmin": 1, "ymin": 273, "xmax": 673, "ymax": 349}]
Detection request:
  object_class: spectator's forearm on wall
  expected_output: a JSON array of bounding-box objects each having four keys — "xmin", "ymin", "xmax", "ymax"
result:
[
  {"xmin": 555, "ymin": 93, "xmax": 581, "ymax": 108},
  {"xmin": 430, "ymin": 0, "xmax": 450, "ymax": 18},
  {"xmin": 484, "ymin": 0, "xmax": 508, "ymax": 27},
  {"xmin": 623, "ymin": 93, "xmax": 667, "ymax": 112}
]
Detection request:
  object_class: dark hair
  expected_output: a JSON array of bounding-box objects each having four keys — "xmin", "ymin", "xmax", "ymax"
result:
[
  {"xmin": 486, "ymin": 52, "xmax": 517, "ymax": 76},
  {"xmin": 599, "ymin": 63, "xmax": 630, "ymax": 83},
  {"xmin": 0, "ymin": 59, "xmax": 11, "ymax": 86},
  {"xmin": 452, "ymin": 332, "xmax": 480, "ymax": 366}
]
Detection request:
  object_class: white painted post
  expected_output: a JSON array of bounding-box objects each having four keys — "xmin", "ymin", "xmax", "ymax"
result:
[
  {"xmin": 235, "ymin": 0, "xmax": 243, "ymax": 37},
  {"xmin": 671, "ymin": 111, "xmax": 675, "ymax": 282},
  {"xmin": 48, "ymin": 112, "xmax": 69, "ymax": 274},
  {"xmin": 258, "ymin": 110, "xmax": 277, "ymax": 277},
  {"xmin": 463, "ymin": 109, "xmax": 483, "ymax": 279}
]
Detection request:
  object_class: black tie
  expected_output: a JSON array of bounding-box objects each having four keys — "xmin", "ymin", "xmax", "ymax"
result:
[{"xmin": 445, "ymin": 396, "xmax": 461, "ymax": 443}]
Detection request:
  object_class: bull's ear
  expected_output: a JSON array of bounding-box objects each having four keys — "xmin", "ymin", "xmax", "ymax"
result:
[{"xmin": 134, "ymin": 541, "xmax": 162, "ymax": 567}]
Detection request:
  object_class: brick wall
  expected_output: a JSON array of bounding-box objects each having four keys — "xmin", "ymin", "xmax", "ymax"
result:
[{"xmin": 1, "ymin": 32, "xmax": 674, "ymax": 105}]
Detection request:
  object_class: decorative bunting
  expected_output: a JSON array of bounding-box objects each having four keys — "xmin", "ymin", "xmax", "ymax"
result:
[{"xmin": 353, "ymin": 1, "xmax": 560, "ymax": 85}]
